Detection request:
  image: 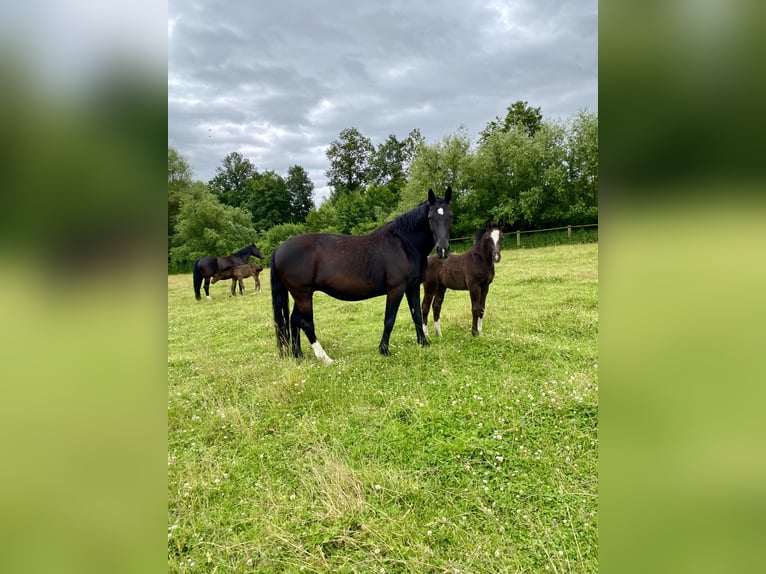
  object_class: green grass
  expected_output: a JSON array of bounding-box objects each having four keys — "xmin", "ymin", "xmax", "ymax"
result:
[{"xmin": 168, "ymin": 243, "xmax": 598, "ymax": 573}]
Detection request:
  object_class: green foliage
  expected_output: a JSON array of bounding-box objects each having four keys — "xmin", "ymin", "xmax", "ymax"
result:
[
  {"xmin": 286, "ymin": 165, "xmax": 315, "ymax": 222},
  {"xmin": 481, "ymin": 99, "xmax": 543, "ymax": 140},
  {"xmin": 305, "ymin": 202, "xmax": 340, "ymax": 233},
  {"xmin": 325, "ymin": 127, "xmax": 374, "ymax": 199},
  {"xmin": 399, "ymin": 128, "xmax": 472, "ymax": 213},
  {"xmin": 168, "ymin": 186, "xmax": 257, "ymax": 273},
  {"xmin": 168, "ymin": 243, "xmax": 598, "ymax": 572},
  {"xmin": 260, "ymin": 222, "xmax": 307, "ymax": 261},
  {"xmin": 246, "ymin": 170, "xmax": 292, "ymax": 232},
  {"xmin": 168, "ymin": 147, "xmax": 194, "ymax": 241},
  {"xmin": 208, "ymin": 152, "xmax": 257, "ymax": 208}
]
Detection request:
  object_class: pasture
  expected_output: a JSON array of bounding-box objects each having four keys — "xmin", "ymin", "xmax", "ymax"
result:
[{"xmin": 168, "ymin": 243, "xmax": 598, "ymax": 572}]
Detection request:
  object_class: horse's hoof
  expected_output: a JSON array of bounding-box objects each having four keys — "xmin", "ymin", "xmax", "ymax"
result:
[
  {"xmin": 379, "ymin": 344, "xmax": 390, "ymax": 356},
  {"xmin": 206, "ymin": 296, "xmax": 212, "ymax": 301}
]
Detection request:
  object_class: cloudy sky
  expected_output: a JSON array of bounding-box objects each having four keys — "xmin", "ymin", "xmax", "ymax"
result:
[{"xmin": 168, "ymin": 0, "xmax": 597, "ymax": 204}]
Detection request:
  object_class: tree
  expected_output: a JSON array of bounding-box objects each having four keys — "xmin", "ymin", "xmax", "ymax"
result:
[
  {"xmin": 398, "ymin": 128, "xmax": 471, "ymax": 218},
  {"xmin": 325, "ymin": 127, "xmax": 374, "ymax": 200},
  {"xmin": 285, "ymin": 165, "xmax": 314, "ymax": 223},
  {"xmin": 169, "ymin": 185, "xmax": 256, "ymax": 272},
  {"xmin": 168, "ymin": 147, "xmax": 194, "ymax": 242},
  {"xmin": 480, "ymin": 100, "xmax": 543, "ymax": 141},
  {"xmin": 246, "ymin": 170, "xmax": 292, "ymax": 231},
  {"xmin": 208, "ymin": 152, "xmax": 257, "ymax": 208}
]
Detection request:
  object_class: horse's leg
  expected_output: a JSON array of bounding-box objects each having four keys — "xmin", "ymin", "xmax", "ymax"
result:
[
  {"xmin": 469, "ymin": 284, "xmax": 484, "ymax": 336},
  {"xmin": 292, "ymin": 295, "xmax": 333, "ymax": 364},
  {"xmin": 379, "ymin": 288, "xmax": 406, "ymax": 356},
  {"xmin": 405, "ymin": 284, "xmax": 428, "ymax": 347},
  {"xmin": 239, "ymin": 277, "xmax": 246, "ymax": 295},
  {"xmin": 230, "ymin": 278, "xmax": 236, "ymax": 296},
  {"xmin": 255, "ymin": 274, "xmax": 261, "ymax": 292},
  {"xmin": 477, "ymin": 284, "xmax": 490, "ymax": 335},
  {"xmin": 421, "ymin": 286, "xmax": 434, "ymax": 337},
  {"xmin": 289, "ymin": 301, "xmax": 305, "ymax": 359},
  {"xmin": 431, "ymin": 284, "xmax": 447, "ymax": 337},
  {"xmin": 204, "ymin": 276, "xmax": 212, "ymax": 301}
]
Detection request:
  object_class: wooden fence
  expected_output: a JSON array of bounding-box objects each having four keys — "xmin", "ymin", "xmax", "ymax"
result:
[{"xmin": 451, "ymin": 223, "xmax": 599, "ymax": 248}]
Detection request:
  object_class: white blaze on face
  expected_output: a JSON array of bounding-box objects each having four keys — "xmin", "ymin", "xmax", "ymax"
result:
[
  {"xmin": 490, "ymin": 229, "xmax": 500, "ymax": 247},
  {"xmin": 437, "ymin": 208, "xmax": 444, "ymax": 215}
]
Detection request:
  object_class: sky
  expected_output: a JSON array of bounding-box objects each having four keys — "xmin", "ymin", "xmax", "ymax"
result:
[{"xmin": 168, "ymin": 0, "xmax": 597, "ymax": 204}]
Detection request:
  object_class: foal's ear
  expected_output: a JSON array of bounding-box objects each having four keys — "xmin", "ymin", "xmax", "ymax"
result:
[
  {"xmin": 485, "ymin": 218, "xmax": 493, "ymax": 229},
  {"xmin": 428, "ymin": 188, "xmax": 436, "ymax": 204},
  {"xmin": 444, "ymin": 186, "xmax": 452, "ymax": 203},
  {"xmin": 497, "ymin": 219, "xmax": 504, "ymax": 229}
]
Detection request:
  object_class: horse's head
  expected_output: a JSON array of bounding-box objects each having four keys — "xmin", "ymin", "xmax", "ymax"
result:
[
  {"xmin": 485, "ymin": 219, "xmax": 504, "ymax": 263},
  {"xmin": 249, "ymin": 244, "xmax": 265, "ymax": 259},
  {"xmin": 427, "ymin": 186, "xmax": 453, "ymax": 259}
]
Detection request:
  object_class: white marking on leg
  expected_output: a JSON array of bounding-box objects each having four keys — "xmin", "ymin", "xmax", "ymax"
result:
[
  {"xmin": 477, "ymin": 317, "xmax": 483, "ymax": 334},
  {"xmin": 423, "ymin": 323, "xmax": 429, "ymax": 336},
  {"xmin": 311, "ymin": 341, "xmax": 334, "ymax": 364},
  {"xmin": 434, "ymin": 320, "xmax": 442, "ymax": 337},
  {"xmin": 206, "ymin": 295, "xmax": 212, "ymax": 301}
]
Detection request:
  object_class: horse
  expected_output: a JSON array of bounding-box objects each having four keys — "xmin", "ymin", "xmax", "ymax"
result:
[
  {"xmin": 270, "ymin": 187, "xmax": 453, "ymax": 364},
  {"xmin": 192, "ymin": 244, "xmax": 264, "ymax": 301},
  {"xmin": 212, "ymin": 262, "xmax": 264, "ymax": 296},
  {"xmin": 421, "ymin": 220, "xmax": 503, "ymax": 337}
]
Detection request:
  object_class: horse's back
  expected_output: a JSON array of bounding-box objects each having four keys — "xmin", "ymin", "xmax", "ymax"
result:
[{"xmin": 273, "ymin": 232, "xmax": 409, "ymax": 300}]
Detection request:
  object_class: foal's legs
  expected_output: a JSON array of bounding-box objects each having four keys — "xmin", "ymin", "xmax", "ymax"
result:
[
  {"xmin": 470, "ymin": 283, "xmax": 487, "ymax": 336},
  {"xmin": 379, "ymin": 288, "xmax": 406, "ymax": 356},
  {"xmin": 406, "ymin": 284, "xmax": 428, "ymax": 347},
  {"xmin": 291, "ymin": 295, "xmax": 333, "ymax": 364},
  {"xmin": 230, "ymin": 278, "xmax": 237, "ymax": 296},
  {"xmin": 430, "ymin": 284, "xmax": 448, "ymax": 337}
]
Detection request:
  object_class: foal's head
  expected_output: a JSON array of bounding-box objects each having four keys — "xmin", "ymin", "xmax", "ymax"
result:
[
  {"xmin": 427, "ymin": 186, "xmax": 454, "ymax": 259},
  {"xmin": 482, "ymin": 219, "xmax": 504, "ymax": 263}
]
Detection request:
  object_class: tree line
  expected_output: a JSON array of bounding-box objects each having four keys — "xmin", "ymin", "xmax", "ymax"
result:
[{"xmin": 168, "ymin": 101, "xmax": 597, "ymax": 272}]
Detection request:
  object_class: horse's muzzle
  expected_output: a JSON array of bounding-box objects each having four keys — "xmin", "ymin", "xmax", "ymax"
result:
[
  {"xmin": 436, "ymin": 245, "xmax": 450, "ymax": 259},
  {"xmin": 494, "ymin": 253, "xmax": 501, "ymax": 262}
]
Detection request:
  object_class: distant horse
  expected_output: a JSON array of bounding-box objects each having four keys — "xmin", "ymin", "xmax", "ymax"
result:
[
  {"xmin": 271, "ymin": 187, "xmax": 453, "ymax": 363},
  {"xmin": 212, "ymin": 262, "xmax": 264, "ymax": 296},
  {"xmin": 193, "ymin": 244, "xmax": 264, "ymax": 301},
  {"xmin": 421, "ymin": 220, "xmax": 503, "ymax": 337}
]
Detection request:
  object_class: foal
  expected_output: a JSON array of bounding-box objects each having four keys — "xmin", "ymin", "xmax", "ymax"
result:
[
  {"xmin": 212, "ymin": 262, "xmax": 264, "ymax": 296},
  {"xmin": 421, "ymin": 220, "xmax": 503, "ymax": 336}
]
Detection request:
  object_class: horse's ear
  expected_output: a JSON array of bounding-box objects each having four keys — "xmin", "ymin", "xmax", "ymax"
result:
[
  {"xmin": 428, "ymin": 188, "xmax": 436, "ymax": 204},
  {"xmin": 497, "ymin": 219, "xmax": 504, "ymax": 229},
  {"xmin": 445, "ymin": 186, "xmax": 452, "ymax": 203},
  {"xmin": 485, "ymin": 219, "xmax": 492, "ymax": 229}
]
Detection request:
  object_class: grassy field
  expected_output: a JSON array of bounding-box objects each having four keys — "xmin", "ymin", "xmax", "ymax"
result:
[{"xmin": 168, "ymin": 243, "xmax": 598, "ymax": 573}]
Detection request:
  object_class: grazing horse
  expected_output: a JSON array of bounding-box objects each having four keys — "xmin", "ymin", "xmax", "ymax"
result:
[
  {"xmin": 193, "ymin": 244, "xmax": 264, "ymax": 301},
  {"xmin": 421, "ymin": 220, "xmax": 503, "ymax": 337},
  {"xmin": 212, "ymin": 262, "xmax": 264, "ymax": 296},
  {"xmin": 271, "ymin": 187, "xmax": 453, "ymax": 363}
]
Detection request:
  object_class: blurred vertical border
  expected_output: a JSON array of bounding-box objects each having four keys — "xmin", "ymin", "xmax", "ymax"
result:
[
  {"xmin": 0, "ymin": 2, "xmax": 167, "ymax": 573},
  {"xmin": 600, "ymin": 1, "xmax": 766, "ymax": 573}
]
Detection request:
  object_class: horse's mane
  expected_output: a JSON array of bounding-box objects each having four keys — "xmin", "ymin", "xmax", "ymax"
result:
[
  {"xmin": 232, "ymin": 244, "xmax": 253, "ymax": 257},
  {"xmin": 389, "ymin": 202, "xmax": 428, "ymax": 235}
]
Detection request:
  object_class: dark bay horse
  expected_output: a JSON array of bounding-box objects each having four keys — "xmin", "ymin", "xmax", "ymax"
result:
[
  {"xmin": 271, "ymin": 187, "xmax": 453, "ymax": 363},
  {"xmin": 193, "ymin": 244, "xmax": 263, "ymax": 301},
  {"xmin": 421, "ymin": 220, "xmax": 503, "ymax": 337},
  {"xmin": 212, "ymin": 262, "xmax": 264, "ymax": 296}
]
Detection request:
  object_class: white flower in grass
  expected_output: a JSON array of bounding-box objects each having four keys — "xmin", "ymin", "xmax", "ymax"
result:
[{"xmin": 246, "ymin": 558, "xmax": 253, "ymax": 566}]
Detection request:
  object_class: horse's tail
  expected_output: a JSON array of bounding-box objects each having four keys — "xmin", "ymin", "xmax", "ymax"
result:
[
  {"xmin": 192, "ymin": 259, "xmax": 203, "ymax": 301},
  {"xmin": 270, "ymin": 250, "xmax": 290, "ymax": 356}
]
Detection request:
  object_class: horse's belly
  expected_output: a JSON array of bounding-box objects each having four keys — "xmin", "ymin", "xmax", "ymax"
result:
[{"xmin": 318, "ymin": 280, "xmax": 386, "ymax": 301}]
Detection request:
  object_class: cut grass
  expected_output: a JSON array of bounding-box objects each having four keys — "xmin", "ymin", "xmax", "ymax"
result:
[{"xmin": 168, "ymin": 243, "xmax": 598, "ymax": 572}]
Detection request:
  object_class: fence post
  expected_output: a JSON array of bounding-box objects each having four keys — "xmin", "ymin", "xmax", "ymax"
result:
[
  {"xmin": 568, "ymin": 225, "xmax": 572, "ymax": 240},
  {"xmin": 516, "ymin": 230, "xmax": 521, "ymax": 247}
]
